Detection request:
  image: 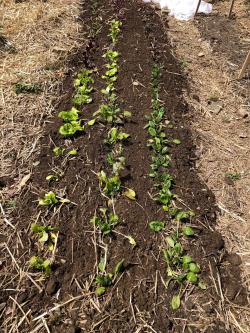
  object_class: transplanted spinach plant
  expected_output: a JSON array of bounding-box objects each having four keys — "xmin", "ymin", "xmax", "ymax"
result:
[
  {"xmin": 31, "ymin": 224, "xmax": 58, "ymax": 251},
  {"xmin": 90, "ymin": 208, "xmax": 119, "ymax": 235},
  {"xmin": 73, "ymin": 69, "xmax": 94, "ymax": 105},
  {"xmin": 163, "ymin": 233, "xmax": 206, "ymax": 310},
  {"xmin": 58, "ymin": 107, "xmax": 84, "ymax": 137},
  {"xmin": 38, "ymin": 191, "xmax": 70, "ymax": 206},
  {"xmin": 95, "ymin": 258, "xmax": 124, "ymax": 296},
  {"xmin": 30, "ymin": 256, "xmax": 52, "ymax": 275},
  {"xmin": 97, "ymin": 171, "xmax": 121, "ymax": 197}
]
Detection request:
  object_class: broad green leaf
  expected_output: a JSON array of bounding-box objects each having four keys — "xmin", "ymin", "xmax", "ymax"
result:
[
  {"xmin": 98, "ymin": 257, "xmax": 106, "ymax": 273},
  {"xmin": 123, "ymin": 188, "xmax": 136, "ymax": 200},
  {"xmin": 68, "ymin": 149, "xmax": 77, "ymax": 156},
  {"xmin": 171, "ymin": 295, "xmax": 181, "ymax": 310},
  {"xmin": 187, "ymin": 272, "xmax": 198, "ymax": 283},
  {"xmin": 96, "ymin": 286, "xmax": 106, "ymax": 296},
  {"xmin": 39, "ymin": 231, "xmax": 49, "ymax": 243},
  {"xmin": 183, "ymin": 226, "xmax": 195, "ymax": 236},
  {"xmin": 88, "ymin": 119, "xmax": 96, "ymax": 126},
  {"xmin": 149, "ymin": 221, "xmax": 165, "ymax": 232},
  {"xmin": 166, "ymin": 236, "xmax": 175, "ymax": 248},
  {"xmin": 189, "ymin": 263, "xmax": 200, "ymax": 273}
]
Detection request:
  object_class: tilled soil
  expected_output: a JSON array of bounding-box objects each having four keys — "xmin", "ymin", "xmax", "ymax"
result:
[{"xmin": 0, "ymin": 1, "xmax": 247, "ymax": 332}]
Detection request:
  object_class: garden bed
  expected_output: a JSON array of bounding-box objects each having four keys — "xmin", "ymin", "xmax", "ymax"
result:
[{"xmin": 0, "ymin": 0, "xmax": 247, "ymax": 332}]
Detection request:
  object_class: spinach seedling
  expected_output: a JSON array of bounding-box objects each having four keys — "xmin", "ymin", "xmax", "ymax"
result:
[
  {"xmin": 97, "ymin": 171, "xmax": 121, "ymax": 197},
  {"xmin": 31, "ymin": 224, "xmax": 58, "ymax": 251},
  {"xmin": 30, "ymin": 256, "xmax": 51, "ymax": 274},
  {"xmin": 106, "ymin": 127, "xmax": 129, "ymax": 145},
  {"xmin": 91, "ymin": 208, "xmax": 119, "ymax": 235},
  {"xmin": 38, "ymin": 191, "xmax": 70, "ymax": 206},
  {"xmin": 73, "ymin": 69, "xmax": 94, "ymax": 105}
]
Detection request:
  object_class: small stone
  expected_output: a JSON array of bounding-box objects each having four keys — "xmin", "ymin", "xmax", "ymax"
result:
[
  {"xmin": 239, "ymin": 133, "xmax": 248, "ymax": 138},
  {"xmin": 237, "ymin": 108, "xmax": 249, "ymax": 118},
  {"xmin": 46, "ymin": 279, "xmax": 59, "ymax": 296},
  {"xmin": 198, "ymin": 52, "xmax": 205, "ymax": 57}
]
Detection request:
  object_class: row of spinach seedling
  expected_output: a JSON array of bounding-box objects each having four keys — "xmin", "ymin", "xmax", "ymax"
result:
[
  {"xmin": 29, "ymin": 20, "xmax": 135, "ymax": 297},
  {"xmin": 145, "ymin": 64, "xmax": 206, "ymax": 310},
  {"xmin": 88, "ymin": 20, "xmax": 137, "ymax": 296}
]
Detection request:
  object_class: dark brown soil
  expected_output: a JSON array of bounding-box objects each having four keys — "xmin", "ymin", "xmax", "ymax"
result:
[{"xmin": 1, "ymin": 1, "xmax": 247, "ymax": 332}]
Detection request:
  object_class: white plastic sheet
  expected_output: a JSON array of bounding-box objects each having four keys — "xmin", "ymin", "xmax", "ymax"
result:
[{"xmin": 143, "ymin": 0, "xmax": 212, "ymax": 21}]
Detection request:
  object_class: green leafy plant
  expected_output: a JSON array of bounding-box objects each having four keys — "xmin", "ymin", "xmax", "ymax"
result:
[
  {"xmin": 97, "ymin": 171, "xmax": 121, "ymax": 197},
  {"xmin": 91, "ymin": 208, "xmax": 119, "ymax": 235},
  {"xmin": 31, "ymin": 224, "xmax": 58, "ymax": 251},
  {"xmin": 58, "ymin": 107, "xmax": 84, "ymax": 137},
  {"xmin": 95, "ymin": 259, "xmax": 124, "ymax": 296},
  {"xmin": 30, "ymin": 256, "xmax": 51, "ymax": 274},
  {"xmin": 53, "ymin": 146, "xmax": 65, "ymax": 157},
  {"xmin": 108, "ymin": 20, "xmax": 122, "ymax": 44},
  {"xmin": 106, "ymin": 127, "xmax": 129, "ymax": 145},
  {"xmin": 149, "ymin": 221, "xmax": 165, "ymax": 232},
  {"xmin": 73, "ymin": 69, "xmax": 94, "ymax": 105},
  {"xmin": 15, "ymin": 83, "xmax": 41, "ymax": 94},
  {"xmin": 38, "ymin": 191, "xmax": 70, "ymax": 206}
]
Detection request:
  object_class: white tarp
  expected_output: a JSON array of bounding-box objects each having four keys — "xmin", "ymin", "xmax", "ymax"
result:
[{"xmin": 143, "ymin": 0, "xmax": 213, "ymax": 21}]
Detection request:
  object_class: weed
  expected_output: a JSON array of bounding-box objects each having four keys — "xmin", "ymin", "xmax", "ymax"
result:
[
  {"xmin": 15, "ymin": 83, "xmax": 41, "ymax": 94},
  {"xmin": 225, "ymin": 172, "xmax": 241, "ymax": 182},
  {"xmin": 149, "ymin": 221, "xmax": 165, "ymax": 232}
]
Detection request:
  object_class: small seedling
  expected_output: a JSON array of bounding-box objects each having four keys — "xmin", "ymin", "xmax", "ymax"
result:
[
  {"xmin": 91, "ymin": 208, "xmax": 119, "ymax": 235},
  {"xmin": 38, "ymin": 191, "xmax": 70, "ymax": 206},
  {"xmin": 31, "ymin": 224, "xmax": 58, "ymax": 251},
  {"xmin": 106, "ymin": 127, "xmax": 129, "ymax": 145},
  {"xmin": 46, "ymin": 174, "xmax": 59, "ymax": 182},
  {"xmin": 149, "ymin": 221, "xmax": 165, "ymax": 232},
  {"xmin": 108, "ymin": 20, "xmax": 122, "ymax": 44},
  {"xmin": 97, "ymin": 171, "xmax": 121, "ymax": 197},
  {"xmin": 225, "ymin": 172, "xmax": 241, "ymax": 182},
  {"xmin": 123, "ymin": 188, "xmax": 136, "ymax": 200},
  {"xmin": 95, "ymin": 259, "xmax": 124, "ymax": 296},
  {"xmin": 53, "ymin": 146, "xmax": 65, "ymax": 157},
  {"xmin": 30, "ymin": 256, "xmax": 51, "ymax": 274},
  {"xmin": 73, "ymin": 69, "xmax": 94, "ymax": 105}
]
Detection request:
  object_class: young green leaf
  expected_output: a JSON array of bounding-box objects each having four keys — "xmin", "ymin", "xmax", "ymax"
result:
[
  {"xmin": 68, "ymin": 149, "xmax": 78, "ymax": 156},
  {"xmin": 166, "ymin": 236, "xmax": 175, "ymax": 248},
  {"xmin": 149, "ymin": 221, "xmax": 165, "ymax": 232},
  {"xmin": 182, "ymin": 226, "xmax": 195, "ymax": 236},
  {"xmin": 98, "ymin": 257, "xmax": 106, "ymax": 273},
  {"xmin": 187, "ymin": 272, "xmax": 198, "ymax": 283},
  {"xmin": 171, "ymin": 295, "xmax": 181, "ymax": 310},
  {"xmin": 88, "ymin": 119, "xmax": 96, "ymax": 126},
  {"xmin": 53, "ymin": 147, "xmax": 64, "ymax": 157},
  {"xmin": 123, "ymin": 188, "xmax": 136, "ymax": 200},
  {"xmin": 114, "ymin": 259, "xmax": 124, "ymax": 275},
  {"xmin": 172, "ymin": 139, "xmax": 181, "ymax": 145},
  {"xmin": 38, "ymin": 191, "xmax": 58, "ymax": 206},
  {"xmin": 96, "ymin": 286, "xmax": 106, "ymax": 296},
  {"xmin": 189, "ymin": 262, "xmax": 200, "ymax": 273}
]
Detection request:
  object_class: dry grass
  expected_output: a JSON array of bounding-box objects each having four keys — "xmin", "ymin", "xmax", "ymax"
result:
[
  {"xmin": 0, "ymin": 1, "xmax": 83, "ymax": 331},
  {"xmin": 0, "ymin": 0, "xmax": 82, "ymax": 179},
  {"xmin": 166, "ymin": 0, "xmax": 250, "ymax": 332}
]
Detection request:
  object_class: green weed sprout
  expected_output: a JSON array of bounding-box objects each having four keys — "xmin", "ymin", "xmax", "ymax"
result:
[{"xmin": 31, "ymin": 224, "xmax": 58, "ymax": 251}]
